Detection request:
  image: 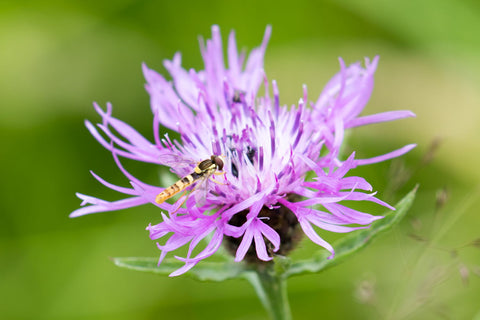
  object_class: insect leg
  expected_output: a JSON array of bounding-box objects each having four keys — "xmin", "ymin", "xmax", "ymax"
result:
[
  {"xmin": 171, "ymin": 190, "xmax": 189, "ymax": 214},
  {"xmin": 209, "ymin": 170, "xmax": 227, "ymax": 185},
  {"xmin": 171, "ymin": 177, "xmax": 208, "ymax": 212}
]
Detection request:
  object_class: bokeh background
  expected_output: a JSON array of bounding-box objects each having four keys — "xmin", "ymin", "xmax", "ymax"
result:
[{"xmin": 1, "ymin": 1, "xmax": 479, "ymax": 319}]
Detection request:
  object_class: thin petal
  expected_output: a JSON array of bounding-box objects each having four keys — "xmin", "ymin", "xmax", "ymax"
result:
[
  {"xmin": 298, "ymin": 218, "xmax": 334, "ymax": 258},
  {"xmin": 70, "ymin": 195, "xmax": 149, "ymax": 217},
  {"xmin": 346, "ymin": 110, "xmax": 416, "ymax": 128},
  {"xmin": 354, "ymin": 144, "xmax": 417, "ymax": 166},
  {"xmin": 253, "ymin": 227, "xmax": 272, "ymax": 261},
  {"xmin": 234, "ymin": 226, "xmax": 254, "ymax": 262}
]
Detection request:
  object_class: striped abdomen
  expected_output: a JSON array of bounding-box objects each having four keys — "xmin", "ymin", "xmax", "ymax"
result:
[{"xmin": 155, "ymin": 172, "xmax": 201, "ymax": 204}]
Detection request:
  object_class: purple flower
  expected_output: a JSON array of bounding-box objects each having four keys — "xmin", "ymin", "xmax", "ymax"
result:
[{"xmin": 71, "ymin": 25, "xmax": 415, "ymax": 276}]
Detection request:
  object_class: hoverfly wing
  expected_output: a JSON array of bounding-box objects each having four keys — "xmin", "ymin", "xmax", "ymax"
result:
[
  {"xmin": 157, "ymin": 154, "xmax": 224, "ymax": 209},
  {"xmin": 193, "ymin": 176, "xmax": 211, "ymax": 207},
  {"xmin": 158, "ymin": 153, "xmax": 197, "ymax": 176},
  {"xmin": 157, "ymin": 153, "xmax": 195, "ymax": 167}
]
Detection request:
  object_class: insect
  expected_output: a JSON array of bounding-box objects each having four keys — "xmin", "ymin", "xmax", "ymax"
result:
[
  {"xmin": 155, "ymin": 155, "xmax": 225, "ymax": 205},
  {"xmin": 233, "ymin": 90, "xmax": 244, "ymax": 103}
]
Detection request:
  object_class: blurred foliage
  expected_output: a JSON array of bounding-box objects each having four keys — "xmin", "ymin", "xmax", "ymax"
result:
[{"xmin": 1, "ymin": 0, "xmax": 479, "ymax": 319}]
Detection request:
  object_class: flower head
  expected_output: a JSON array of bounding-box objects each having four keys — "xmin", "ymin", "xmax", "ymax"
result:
[{"xmin": 71, "ymin": 25, "xmax": 415, "ymax": 276}]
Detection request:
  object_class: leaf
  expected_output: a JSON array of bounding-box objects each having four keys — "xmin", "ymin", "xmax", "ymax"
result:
[
  {"xmin": 113, "ymin": 186, "xmax": 417, "ymax": 281},
  {"xmin": 285, "ymin": 185, "xmax": 418, "ymax": 277},
  {"xmin": 112, "ymin": 257, "xmax": 249, "ymax": 282}
]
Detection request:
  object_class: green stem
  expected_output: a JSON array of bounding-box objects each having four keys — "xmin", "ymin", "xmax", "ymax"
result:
[{"xmin": 244, "ymin": 266, "xmax": 292, "ymax": 320}]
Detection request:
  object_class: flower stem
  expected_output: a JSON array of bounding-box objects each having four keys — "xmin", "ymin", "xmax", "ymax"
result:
[{"xmin": 245, "ymin": 265, "xmax": 292, "ymax": 320}]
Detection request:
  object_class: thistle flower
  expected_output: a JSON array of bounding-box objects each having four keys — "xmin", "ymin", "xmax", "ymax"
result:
[{"xmin": 71, "ymin": 25, "xmax": 415, "ymax": 276}]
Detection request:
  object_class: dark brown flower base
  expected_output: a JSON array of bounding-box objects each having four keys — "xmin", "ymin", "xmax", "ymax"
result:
[{"xmin": 224, "ymin": 195, "xmax": 303, "ymax": 264}]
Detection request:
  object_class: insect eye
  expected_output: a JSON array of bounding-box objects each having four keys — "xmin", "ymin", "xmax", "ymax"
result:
[{"xmin": 215, "ymin": 157, "xmax": 224, "ymax": 171}]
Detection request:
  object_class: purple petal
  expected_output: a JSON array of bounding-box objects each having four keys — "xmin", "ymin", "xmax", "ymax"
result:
[
  {"xmin": 70, "ymin": 194, "xmax": 149, "ymax": 217},
  {"xmin": 298, "ymin": 218, "xmax": 334, "ymax": 258},
  {"xmin": 234, "ymin": 226, "xmax": 254, "ymax": 262},
  {"xmin": 169, "ymin": 262, "xmax": 198, "ymax": 277},
  {"xmin": 254, "ymin": 227, "xmax": 272, "ymax": 261},
  {"xmin": 354, "ymin": 144, "xmax": 417, "ymax": 166},
  {"xmin": 256, "ymin": 219, "xmax": 280, "ymax": 252},
  {"xmin": 346, "ymin": 110, "xmax": 416, "ymax": 128},
  {"xmin": 72, "ymin": 26, "xmax": 416, "ymax": 276},
  {"xmin": 89, "ymin": 171, "xmax": 137, "ymax": 195}
]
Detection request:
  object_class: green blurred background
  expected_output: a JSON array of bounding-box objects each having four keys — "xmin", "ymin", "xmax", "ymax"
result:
[{"xmin": 1, "ymin": 0, "xmax": 479, "ymax": 319}]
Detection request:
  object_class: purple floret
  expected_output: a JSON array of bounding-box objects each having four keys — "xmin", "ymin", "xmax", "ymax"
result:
[{"xmin": 71, "ymin": 25, "xmax": 415, "ymax": 276}]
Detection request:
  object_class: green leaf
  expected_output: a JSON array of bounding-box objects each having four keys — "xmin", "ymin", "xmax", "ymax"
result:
[
  {"xmin": 113, "ymin": 186, "xmax": 417, "ymax": 281},
  {"xmin": 113, "ymin": 257, "xmax": 249, "ymax": 282},
  {"xmin": 285, "ymin": 185, "xmax": 418, "ymax": 277}
]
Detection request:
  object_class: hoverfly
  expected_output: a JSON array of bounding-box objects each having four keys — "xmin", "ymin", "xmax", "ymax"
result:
[{"xmin": 155, "ymin": 155, "xmax": 225, "ymax": 205}]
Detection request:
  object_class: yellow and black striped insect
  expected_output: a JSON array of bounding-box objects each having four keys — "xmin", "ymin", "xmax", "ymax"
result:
[{"xmin": 155, "ymin": 155, "xmax": 225, "ymax": 205}]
